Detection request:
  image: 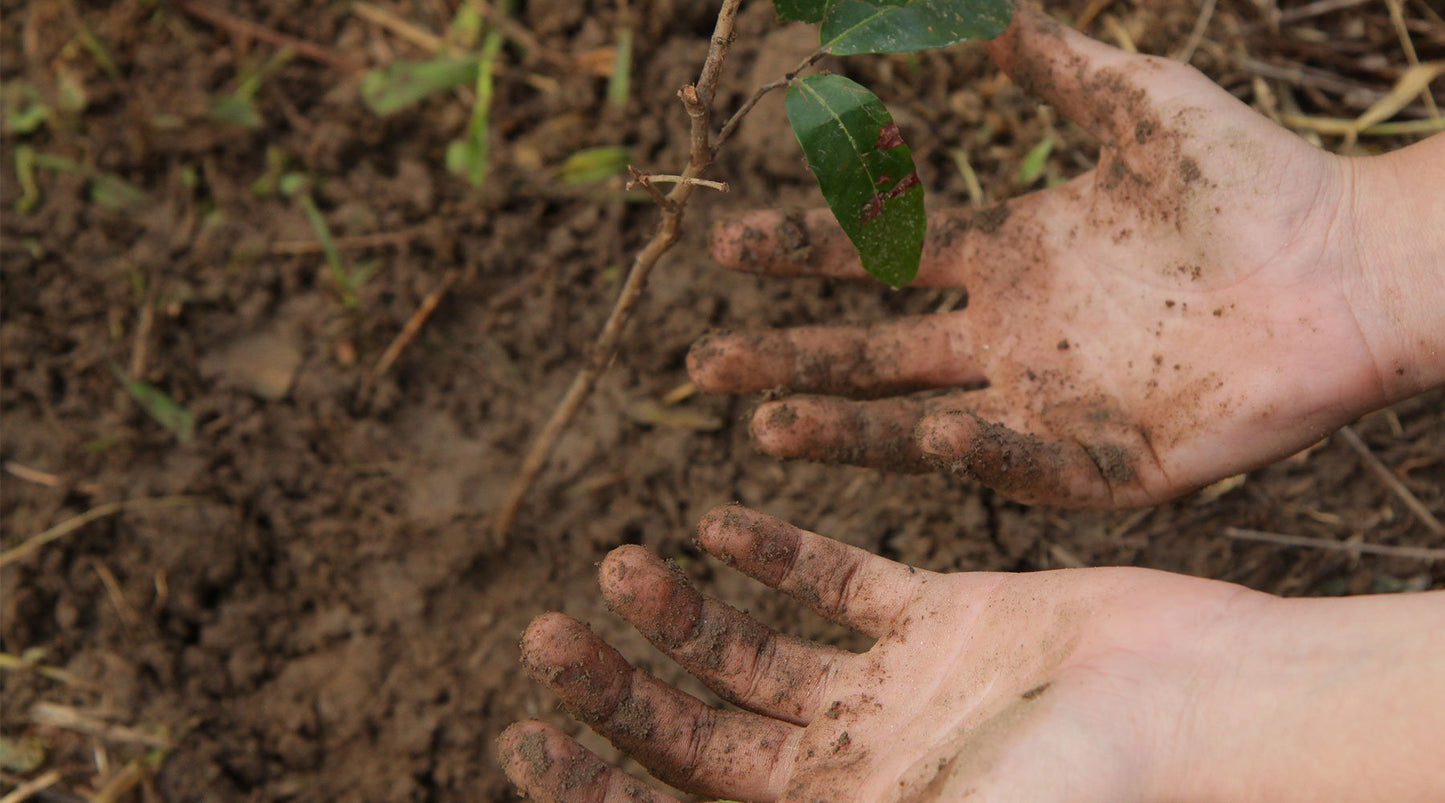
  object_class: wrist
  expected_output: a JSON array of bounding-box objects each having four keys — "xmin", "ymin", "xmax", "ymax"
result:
[
  {"xmin": 1166, "ymin": 590, "xmax": 1445, "ymax": 801},
  {"xmin": 1346, "ymin": 133, "xmax": 1445, "ymax": 402}
]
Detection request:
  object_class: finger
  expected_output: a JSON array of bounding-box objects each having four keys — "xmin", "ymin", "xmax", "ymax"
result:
[
  {"xmin": 985, "ymin": 4, "xmax": 1198, "ymax": 145},
  {"xmin": 748, "ymin": 393, "xmax": 977, "ymax": 474},
  {"xmin": 497, "ymin": 721, "xmax": 679, "ymax": 803},
  {"xmin": 521, "ymin": 612, "xmax": 797, "ymax": 801},
  {"xmin": 697, "ymin": 505, "xmax": 928, "ymax": 639},
  {"xmin": 709, "ymin": 202, "xmax": 1036, "ymax": 288},
  {"xmin": 688, "ymin": 313, "xmax": 984, "ymax": 399},
  {"xmin": 915, "ymin": 409, "xmax": 1155, "ymax": 508},
  {"xmin": 600, "ymin": 544, "xmax": 846, "ymax": 725}
]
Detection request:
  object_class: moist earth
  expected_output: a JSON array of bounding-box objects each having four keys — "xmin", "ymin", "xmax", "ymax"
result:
[{"xmin": 2, "ymin": 1, "xmax": 1442, "ymax": 800}]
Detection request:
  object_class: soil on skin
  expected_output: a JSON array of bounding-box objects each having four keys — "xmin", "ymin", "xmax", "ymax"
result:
[{"xmin": 2, "ymin": 1, "xmax": 1442, "ymax": 800}]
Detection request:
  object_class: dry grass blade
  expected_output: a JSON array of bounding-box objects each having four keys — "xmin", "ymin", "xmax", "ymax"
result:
[
  {"xmin": 1225, "ymin": 527, "xmax": 1445, "ymax": 561},
  {"xmin": 1385, "ymin": 0, "xmax": 1441, "ymax": 118},
  {"xmin": 0, "ymin": 651, "xmax": 101, "ymax": 689},
  {"xmin": 0, "ymin": 769, "xmax": 62, "ymax": 803},
  {"xmin": 0, "ymin": 496, "xmax": 203, "ymax": 569},
  {"xmin": 1342, "ymin": 61, "xmax": 1445, "ymax": 143},
  {"xmin": 29, "ymin": 702, "xmax": 173, "ymax": 749},
  {"xmin": 1276, "ymin": 0, "xmax": 1375, "ymax": 24}
]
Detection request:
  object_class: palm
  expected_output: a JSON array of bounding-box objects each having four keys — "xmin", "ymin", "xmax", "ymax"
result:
[
  {"xmin": 690, "ymin": 6, "xmax": 1385, "ymax": 506},
  {"xmin": 498, "ymin": 507, "xmax": 1259, "ymax": 802}
]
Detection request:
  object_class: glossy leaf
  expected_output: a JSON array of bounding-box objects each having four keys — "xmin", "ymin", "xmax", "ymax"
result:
[
  {"xmin": 787, "ymin": 74, "xmax": 924, "ymax": 288},
  {"xmin": 774, "ymin": 0, "xmax": 833, "ymax": 22},
  {"xmin": 821, "ymin": 0, "xmax": 1013, "ymax": 55}
]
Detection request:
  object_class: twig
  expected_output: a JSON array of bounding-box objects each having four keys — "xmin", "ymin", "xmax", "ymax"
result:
[
  {"xmin": 714, "ymin": 49, "xmax": 827, "ymax": 153},
  {"xmin": 626, "ymin": 166, "xmax": 674, "ymax": 210},
  {"xmin": 636, "ymin": 174, "xmax": 730, "ymax": 192},
  {"xmin": 1224, "ymin": 527, "xmax": 1445, "ymax": 561},
  {"xmin": 1173, "ymin": 0, "xmax": 1217, "ymax": 65},
  {"xmin": 3, "ymin": 459, "xmax": 101, "ymax": 494},
  {"xmin": 491, "ymin": 0, "xmax": 744, "ymax": 542},
  {"xmin": 1338, "ymin": 426, "xmax": 1444, "ymax": 536},
  {"xmin": 175, "ymin": 0, "xmax": 362, "ymax": 73},
  {"xmin": 0, "ymin": 496, "xmax": 203, "ymax": 569},
  {"xmin": 369, "ymin": 269, "xmax": 460, "ymax": 381},
  {"xmin": 352, "ymin": 1, "xmax": 445, "ymax": 54},
  {"xmin": 0, "ymin": 770, "xmax": 62, "ymax": 803},
  {"xmin": 94, "ymin": 560, "xmax": 143, "ymax": 630}
]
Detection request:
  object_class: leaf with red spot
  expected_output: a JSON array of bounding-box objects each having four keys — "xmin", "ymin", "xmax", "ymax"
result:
[
  {"xmin": 786, "ymin": 73, "xmax": 924, "ymax": 288},
  {"xmin": 821, "ymin": 0, "xmax": 1013, "ymax": 55}
]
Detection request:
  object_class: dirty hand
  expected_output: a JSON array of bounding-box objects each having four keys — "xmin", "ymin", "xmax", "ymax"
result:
[
  {"xmin": 497, "ymin": 506, "xmax": 1445, "ymax": 801},
  {"xmin": 689, "ymin": 4, "xmax": 1445, "ymax": 507}
]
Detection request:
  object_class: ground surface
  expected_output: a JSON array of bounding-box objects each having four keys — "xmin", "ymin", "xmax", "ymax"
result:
[{"xmin": 2, "ymin": 0, "xmax": 1442, "ymax": 800}]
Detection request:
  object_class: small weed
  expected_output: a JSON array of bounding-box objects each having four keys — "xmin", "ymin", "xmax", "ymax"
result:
[
  {"xmin": 281, "ymin": 173, "xmax": 378, "ymax": 308},
  {"xmin": 210, "ymin": 47, "xmax": 295, "ymax": 129},
  {"xmin": 109, "ymin": 364, "xmax": 196, "ymax": 444}
]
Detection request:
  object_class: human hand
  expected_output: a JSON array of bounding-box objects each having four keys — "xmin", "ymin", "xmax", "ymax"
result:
[
  {"xmin": 688, "ymin": 4, "xmax": 1443, "ymax": 507},
  {"xmin": 498, "ymin": 506, "xmax": 1445, "ymax": 802},
  {"xmin": 497, "ymin": 505, "xmax": 1261, "ymax": 801}
]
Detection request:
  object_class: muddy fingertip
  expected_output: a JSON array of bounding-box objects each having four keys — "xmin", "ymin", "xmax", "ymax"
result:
[
  {"xmin": 518, "ymin": 612, "xmax": 588, "ymax": 674},
  {"xmin": 749, "ymin": 400, "xmax": 808, "ymax": 457},
  {"xmin": 708, "ymin": 215, "xmax": 753, "ymax": 267},
  {"xmin": 915, "ymin": 409, "xmax": 980, "ymax": 461},
  {"xmin": 496, "ymin": 721, "xmax": 553, "ymax": 782},
  {"xmin": 685, "ymin": 331, "xmax": 731, "ymax": 392}
]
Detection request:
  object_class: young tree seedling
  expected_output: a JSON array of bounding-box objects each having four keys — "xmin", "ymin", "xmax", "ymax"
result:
[{"xmin": 495, "ymin": 0, "xmax": 1014, "ymax": 539}]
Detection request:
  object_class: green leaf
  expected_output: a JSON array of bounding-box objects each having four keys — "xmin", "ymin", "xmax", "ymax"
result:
[
  {"xmin": 110, "ymin": 364, "xmax": 196, "ymax": 444},
  {"xmin": 786, "ymin": 74, "xmax": 924, "ymax": 288},
  {"xmin": 557, "ymin": 145, "xmax": 631, "ymax": 185},
  {"xmin": 210, "ymin": 93, "xmax": 263, "ymax": 129},
  {"xmin": 775, "ymin": 0, "xmax": 833, "ymax": 22},
  {"xmin": 1017, "ymin": 135, "xmax": 1053, "ymax": 186},
  {"xmin": 2, "ymin": 82, "xmax": 49, "ymax": 135},
  {"xmin": 361, "ymin": 55, "xmax": 481, "ymax": 116},
  {"xmin": 821, "ymin": 0, "xmax": 1013, "ymax": 55},
  {"xmin": 90, "ymin": 173, "xmax": 150, "ymax": 211}
]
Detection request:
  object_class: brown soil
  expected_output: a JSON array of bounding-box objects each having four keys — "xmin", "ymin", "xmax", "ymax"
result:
[{"xmin": 2, "ymin": 1, "xmax": 1442, "ymax": 801}]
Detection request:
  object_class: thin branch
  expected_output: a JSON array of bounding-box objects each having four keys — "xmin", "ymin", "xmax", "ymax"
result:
[
  {"xmin": 1338, "ymin": 425, "xmax": 1444, "ymax": 536},
  {"xmin": 636, "ymin": 173, "xmax": 730, "ymax": 192},
  {"xmin": 714, "ymin": 48, "xmax": 828, "ymax": 153},
  {"xmin": 491, "ymin": 0, "xmax": 744, "ymax": 542},
  {"xmin": 1224, "ymin": 527, "xmax": 1445, "ymax": 561},
  {"xmin": 174, "ymin": 0, "xmax": 362, "ymax": 73},
  {"xmin": 369, "ymin": 269, "xmax": 460, "ymax": 381},
  {"xmin": 627, "ymin": 165, "xmax": 675, "ymax": 210},
  {"xmin": 352, "ymin": 1, "xmax": 445, "ymax": 54}
]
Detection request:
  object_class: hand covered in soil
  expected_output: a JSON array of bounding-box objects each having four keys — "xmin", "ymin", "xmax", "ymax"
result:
[
  {"xmin": 689, "ymin": 4, "xmax": 1445, "ymax": 507},
  {"xmin": 497, "ymin": 506, "xmax": 1445, "ymax": 802}
]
